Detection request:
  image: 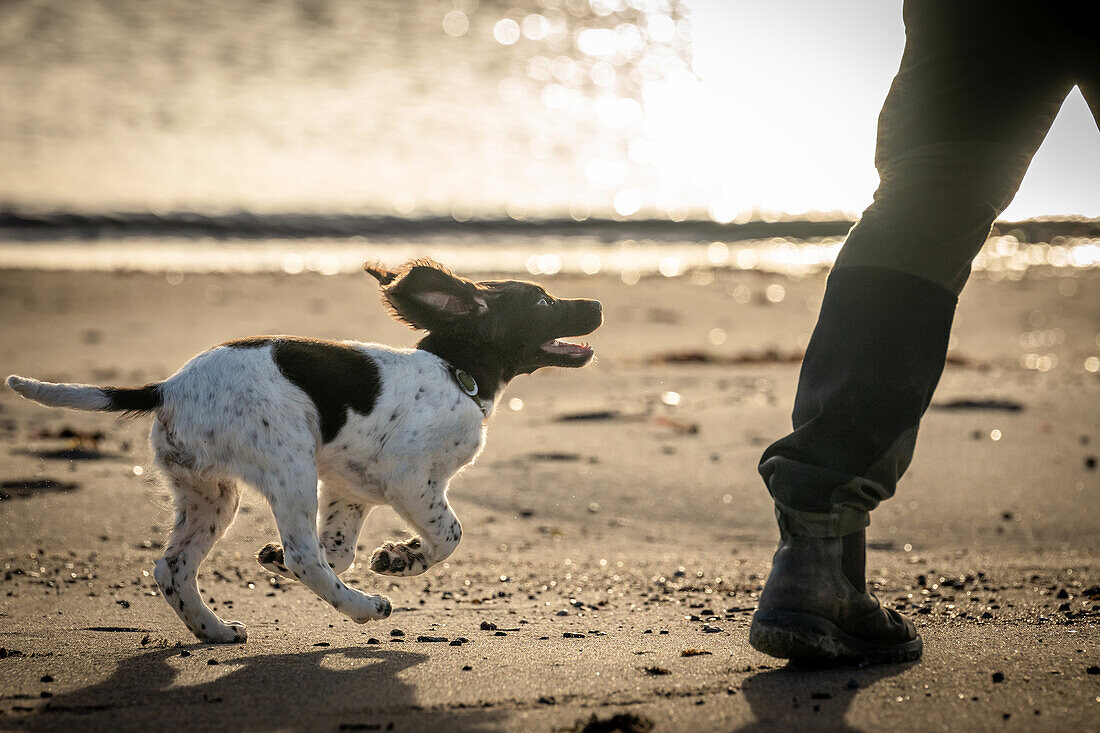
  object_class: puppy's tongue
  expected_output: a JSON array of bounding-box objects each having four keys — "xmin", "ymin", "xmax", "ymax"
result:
[{"xmin": 541, "ymin": 339, "xmax": 592, "ymax": 356}]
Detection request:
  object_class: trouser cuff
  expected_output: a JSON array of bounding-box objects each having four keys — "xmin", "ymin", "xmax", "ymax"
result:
[{"xmin": 775, "ymin": 503, "xmax": 870, "ymax": 538}]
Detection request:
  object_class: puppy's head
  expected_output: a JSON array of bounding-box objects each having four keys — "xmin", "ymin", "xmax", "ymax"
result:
[{"xmin": 365, "ymin": 259, "xmax": 602, "ymax": 374}]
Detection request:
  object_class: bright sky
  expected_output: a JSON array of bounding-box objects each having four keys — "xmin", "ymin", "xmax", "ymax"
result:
[{"xmin": 687, "ymin": 0, "xmax": 1100, "ymax": 219}]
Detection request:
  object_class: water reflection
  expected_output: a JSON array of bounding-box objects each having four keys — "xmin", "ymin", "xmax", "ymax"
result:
[
  {"xmin": 0, "ymin": 235, "xmax": 1094, "ymax": 277},
  {"xmin": 0, "ymin": 0, "xmax": 698, "ymax": 219}
]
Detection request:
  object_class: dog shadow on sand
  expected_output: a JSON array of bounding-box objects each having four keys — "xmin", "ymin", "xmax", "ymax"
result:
[
  {"xmin": 18, "ymin": 644, "xmax": 503, "ymax": 733},
  {"xmin": 733, "ymin": 660, "xmax": 918, "ymax": 732}
]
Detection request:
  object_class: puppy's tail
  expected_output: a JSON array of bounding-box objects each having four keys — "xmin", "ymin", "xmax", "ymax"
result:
[{"xmin": 6, "ymin": 375, "xmax": 163, "ymax": 415}]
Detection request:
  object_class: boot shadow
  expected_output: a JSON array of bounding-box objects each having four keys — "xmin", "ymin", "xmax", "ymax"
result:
[
  {"xmin": 19, "ymin": 645, "xmax": 503, "ymax": 732},
  {"xmin": 733, "ymin": 660, "xmax": 918, "ymax": 732}
]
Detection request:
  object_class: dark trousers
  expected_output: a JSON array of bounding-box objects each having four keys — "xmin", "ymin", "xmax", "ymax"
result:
[{"xmin": 759, "ymin": 1, "xmax": 1099, "ymax": 537}]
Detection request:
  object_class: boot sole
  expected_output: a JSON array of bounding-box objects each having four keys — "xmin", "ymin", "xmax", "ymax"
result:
[{"xmin": 749, "ymin": 609, "xmax": 922, "ymax": 665}]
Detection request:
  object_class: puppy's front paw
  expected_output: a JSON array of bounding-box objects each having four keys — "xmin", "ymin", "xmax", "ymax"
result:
[
  {"xmin": 369, "ymin": 538, "xmax": 427, "ymax": 576},
  {"xmin": 345, "ymin": 594, "xmax": 392, "ymax": 624},
  {"xmin": 200, "ymin": 620, "xmax": 248, "ymax": 644}
]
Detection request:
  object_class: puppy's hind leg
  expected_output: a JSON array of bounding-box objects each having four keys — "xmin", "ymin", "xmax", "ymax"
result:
[
  {"xmin": 257, "ymin": 481, "xmax": 370, "ymax": 577},
  {"xmin": 152, "ymin": 472, "xmax": 246, "ymax": 643},
  {"xmin": 252, "ymin": 464, "xmax": 391, "ymax": 624}
]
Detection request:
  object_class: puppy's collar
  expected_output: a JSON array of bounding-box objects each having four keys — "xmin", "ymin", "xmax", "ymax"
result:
[{"xmin": 448, "ymin": 366, "xmax": 491, "ymax": 418}]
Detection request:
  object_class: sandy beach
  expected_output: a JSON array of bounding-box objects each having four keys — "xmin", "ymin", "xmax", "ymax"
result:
[{"xmin": 0, "ymin": 264, "xmax": 1097, "ymax": 732}]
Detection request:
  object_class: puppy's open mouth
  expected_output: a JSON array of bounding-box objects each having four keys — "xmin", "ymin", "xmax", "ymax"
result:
[{"xmin": 540, "ymin": 338, "xmax": 593, "ymax": 359}]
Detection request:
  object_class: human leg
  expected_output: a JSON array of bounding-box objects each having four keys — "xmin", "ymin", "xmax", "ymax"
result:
[{"xmin": 751, "ymin": 0, "xmax": 1083, "ymax": 664}]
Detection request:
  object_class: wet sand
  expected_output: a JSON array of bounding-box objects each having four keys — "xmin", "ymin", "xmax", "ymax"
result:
[{"xmin": 0, "ymin": 266, "xmax": 1097, "ymax": 732}]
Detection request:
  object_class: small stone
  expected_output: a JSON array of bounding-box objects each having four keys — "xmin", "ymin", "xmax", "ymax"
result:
[
  {"xmin": 1056, "ymin": 588, "xmax": 1069, "ymax": 599},
  {"xmin": 846, "ymin": 678, "xmax": 859, "ymax": 690},
  {"xmin": 180, "ymin": 650, "xmax": 191, "ymax": 657},
  {"xmin": 563, "ymin": 632, "xmax": 585, "ymax": 639},
  {"xmin": 461, "ymin": 665, "xmax": 473, "ymax": 671},
  {"xmin": 554, "ymin": 610, "xmax": 569, "ymax": 616},
  {"xmin": 390, "ymin": 628, "xmax": 405, "ymax": 637},
  {"xmin": 417, "ymin": 636, "xmax": 448, "ymax": 643},
  {"xmin": 479, "ymin": 621, "xmax": 498, "ymax": 631},
  {"xmin": 701, "ymin": 625, "xmax": 722, "ymax": 633},
  {"xmin": 644, "ymin": 666, "xmax": 671, "ymax": 676},
  {"xmin": 1086, "ymin": 666, "xmax": 1099, "ymax": 675},
  {"xmin": 207, "ymin": 659, "xmax": 219, "ymax": 665},
  {"xmin": 40, "ymin": 675, "xmax": 54, "ymax": 683},
  {"xmin": 313, "ymin": 642, "xmax": 330, "ymax": 647},
  {"xmin": 992, "ymin": 672, "xmax": 1005, "ymax": 683},
  {"xmin": 494, "ymin": 631, "xmax": 507, "ymax": 637},
  {"xmin": 366, "ymin": 638, "xmax": 380, "ymax": 644}
]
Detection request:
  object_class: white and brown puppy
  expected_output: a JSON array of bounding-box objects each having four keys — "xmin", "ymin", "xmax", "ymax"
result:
[{"xmin": 6, "ymin": 259, "xmax": 602, "ymax": 643}]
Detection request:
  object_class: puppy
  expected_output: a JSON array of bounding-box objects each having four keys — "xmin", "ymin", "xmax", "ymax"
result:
[{"xmin": 6, "ymin": 259, "xmax": 602, "ymax": 643}]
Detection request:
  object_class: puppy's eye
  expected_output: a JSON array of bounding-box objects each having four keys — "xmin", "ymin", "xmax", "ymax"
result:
[{"xmin": 535, "ymin": 296, "xmax": 551, "ymax": 307}]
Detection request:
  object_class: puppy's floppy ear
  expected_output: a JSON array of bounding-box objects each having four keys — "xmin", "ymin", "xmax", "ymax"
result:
[
  {"xmin": 379, "ymin": 259, "xmax": 487, "ymax": 331},
  {"xmin": 364, "ymin": 261, "xmax": 398, "ymax": 286}
]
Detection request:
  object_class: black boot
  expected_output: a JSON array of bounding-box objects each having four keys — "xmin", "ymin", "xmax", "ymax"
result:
[{"xmin": 749, "ymin": 529, "xmax": 921, "ymax": 665}]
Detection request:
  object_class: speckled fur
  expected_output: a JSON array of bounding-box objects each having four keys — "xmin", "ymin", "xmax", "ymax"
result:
[{"xmin": 154, "ymin": 341, "xmax": 481, "ymax": 641}]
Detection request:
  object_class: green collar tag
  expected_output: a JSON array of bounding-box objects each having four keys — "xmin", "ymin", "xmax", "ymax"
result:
[
  {"xmin": 455, "ymin": 369, "xmax": 478, "ymax": 396},
  {"xmin": 448, "ymin": 365, "xmax": 490, "ymax": 417}
]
